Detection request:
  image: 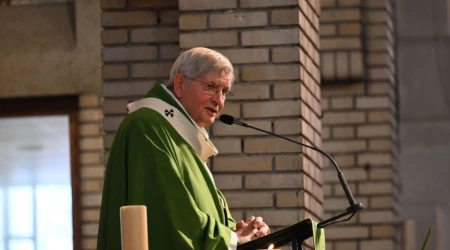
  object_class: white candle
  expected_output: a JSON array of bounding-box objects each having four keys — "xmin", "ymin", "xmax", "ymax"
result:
[{"xmin": 120, "ymin": 205, "xmax": 149, "ymax": 250}]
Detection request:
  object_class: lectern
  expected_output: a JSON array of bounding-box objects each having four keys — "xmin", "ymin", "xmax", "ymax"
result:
[{"xmin": 237, "ymin": 219, "xmax": 313, "ymax": 250}]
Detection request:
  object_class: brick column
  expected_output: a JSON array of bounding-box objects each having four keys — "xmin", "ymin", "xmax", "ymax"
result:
[
  {"xmin": 320, "ymin": 0, "xmax": 399, "ymax": 250},
  {"xmin": 178, "ymin": 1, "xmax": 324, "ymax": 248}
]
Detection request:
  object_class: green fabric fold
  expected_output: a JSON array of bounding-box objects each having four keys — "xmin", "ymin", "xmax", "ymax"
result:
[{"xmin": 311, "ymin": 220, "xmax": 326, "ymax": 250}]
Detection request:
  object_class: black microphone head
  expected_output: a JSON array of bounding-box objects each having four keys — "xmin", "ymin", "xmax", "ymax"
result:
[{"xmin": 219, "ymin": 114, "xmax": 234, "ymax": 125}]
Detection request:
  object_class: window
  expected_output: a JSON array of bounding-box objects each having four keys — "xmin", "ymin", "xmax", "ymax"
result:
[{"xmin": 0, "ymin": 97, "xmax": 80, "ymax": 250}]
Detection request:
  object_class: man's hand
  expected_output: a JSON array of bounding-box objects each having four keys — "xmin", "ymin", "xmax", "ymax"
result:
[{"xmin": 233, "ymin": 216, "xmax": 270, "ymax": 244}]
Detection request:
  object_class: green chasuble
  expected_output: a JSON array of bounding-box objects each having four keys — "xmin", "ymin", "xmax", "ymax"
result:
[{"xmin": 97, "ymin": 83, "xmax": 236, "ymax": 250}]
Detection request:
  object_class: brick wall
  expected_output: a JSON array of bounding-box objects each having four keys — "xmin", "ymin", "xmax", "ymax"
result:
[
  {"xmin": 320, "ymin": 0, "xmax": 399, "ymax": 250},
  {"xmin": 78, "ymin": 94, "xmax": 104, "ymax": 249},
  {"xmin": 177, "ymin": 0, "xmax": 324, "ymax": 248}
]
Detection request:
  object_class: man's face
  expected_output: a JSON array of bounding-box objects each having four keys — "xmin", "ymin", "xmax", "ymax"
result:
[{"xmin": 176, "ymin": 71, "xmax": 233, "ymax": 128}]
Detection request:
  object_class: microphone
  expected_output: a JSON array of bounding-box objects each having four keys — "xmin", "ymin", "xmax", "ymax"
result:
[{"xmin": 219, "ymin": 114, "xmax": 364, "ymax": 228}]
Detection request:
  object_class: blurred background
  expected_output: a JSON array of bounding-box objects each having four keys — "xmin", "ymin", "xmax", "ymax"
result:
[{"xmin": 0, "ymin": 0, "xmax": 449, "ymax": 250}]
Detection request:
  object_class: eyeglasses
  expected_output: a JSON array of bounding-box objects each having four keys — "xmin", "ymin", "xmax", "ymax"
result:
[{"xmin": 185, "ymin": 77, "xmax": 233, "ymax": 99}]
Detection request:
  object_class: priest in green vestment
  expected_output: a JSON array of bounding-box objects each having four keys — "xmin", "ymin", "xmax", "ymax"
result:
[{"xmin": 97, "ymin": 47, "xmax": 270, "ymax": 250}]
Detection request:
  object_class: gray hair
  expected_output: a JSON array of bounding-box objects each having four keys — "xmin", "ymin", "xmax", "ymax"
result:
[{"xmin": 166, "ymin": 47, "xmax": 234, "ymax": 88}]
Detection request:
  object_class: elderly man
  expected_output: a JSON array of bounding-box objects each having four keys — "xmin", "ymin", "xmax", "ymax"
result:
[{"xmin": 97, "ymin": 47, "xmax": 270, "ymax": 250}]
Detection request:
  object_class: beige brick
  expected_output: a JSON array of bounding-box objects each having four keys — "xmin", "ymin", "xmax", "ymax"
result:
[
  {"xmin": 130, "ymin": 0, "xmax": 178, "ymax": 8},
  {"xmin": 356, "ymin": 96, "xmax": 390, "ymax": 109},
  {"xmin": 101, "ymin": 0, "xmax": 126, "ymax": 9},
  {"xmin": 241, "ymin": 0, "xmax": 297, "ymax": 8},
  {"xmin": 274, "ymin": 82, "xmax": 301, "ymax": 99},
  {"xmin": 368, "ymin": 110, "xmax": 392, "ymax": 122},
  {"xmin": 213, "ymin": 138, "xmax": 241, "ymax": 154},
  {"xmin": 322, "ymin": 111, "xmax": 365, "ymax": 125},
  {"xmin": 80, "ymin": 166, "xmax": 105, "ymax": 179},
  {"xmin": 160, "ymin": 10, "xmax": 179, "ymax": 24},
  {"xmin": 321, "ymin": 83, "xmax": 364, "ymax": 96},
  {"xmin": 274, "ymin": 119, "xmax": 301, "ymax": 135},
  {"xmin": 101, "ymin": 29, "xmax": 128, "ymax": 45},
  {"xmin": 241, "ymin": 28, "xmax": 299, "ymax": 46},
  {"xmin": 82, "ymin": 238, "xmax": 97, "ymax": 250},
  {"xmin": 366, "ymin": 10, "xmax": 389, "ymax": 23},
  {"xmin": 227, "ymin": 83, "xmax": 271, "ymax": 100},
  {"xmin": 246, "ymin": 173, "xmax": 303, "ymax": 189},
  {"xmin": 82, "ymin": 223, "xmax": 99, "ymax": 237},
  {"xmin": 103, "ymin": 116, "xmax": 125, "ymax": 131},
  {"xmin": 369, "ymin": 67, "xmax": 391, "ymax": 80},
  {"xmin": 331, "ymin": 96, "xmax": 353, "ymax": 109},
  {"xmin": 216, "ymin": 48, "xmax": 269, "ymax": 64},
  {"xmin": 369, "ymin": 139, "xmax": 392, "ymax": 151},
  {"xmin": 323, "ymin": 154, "xmax": 355, "ymax": 168},
  {"xmin": 321, "ymin": 9, "xmax": 361, "ymax": 22},
  {"xmin": 131, "ymin": 28, "xmax": 179, "ymax": 43},
  {"xmin": 213, "ymin": 156, "xmax": 272, "ymax": 172},
  {"xmin": 81, "ymin": 152, "xmax": 102, "ymax": 165},
  {"xmin": 79, "ymin": 94, "xmax": 100, "ymax": 107},
  {"xmin": 213, "ymin": 120, "xmax": 271, "ymax": 136},
  {"xmin": 332, "ymin": 126, "xmax": 355, "ymax": 138},
  {"xmin": 326, "ymin": 226, "xmax": 369, "ymax": 239},
  {"xmin": 323, "ymin": 140, "xmax": 366, "ymax": 153},
  {"xmin": 81, "ymin": 180, "xmax": 103, "ymax": 192},
  {"xmin": 82, "ymin": 194, "xmax": 102, "ymax": 207},
  {"xmin": 334, "ymin": 183, "xmax": 356, "ymax": 196},
  {"xmin": 339, "ymin": 23, "xmax": 361, "ymax": 35},
  {"xmin": 180, "ymin": 31, "xmax": 238, "ymax": 48},
  {"xmin": 360, "ymin": 210, "xmax": 394, "ymax": 223},
  {"xmin": 102, "ymin": 11, "xmax": 157, "ymax": 27},
  {"xmin": 322, "ymin": 0, "xmax": 336, "ymax": 7},
  {"xmin": 358, "ymin": 182, "xmax": 393, "ymax": 195},
  {"xmin": 223, "ymin": 192, "xmax": 273, "ymax": 208},
  {"xmin": 179, "ymin": 0, "xmax": 237, "ymax": 10},
  {"xmin": 335, "ymin": 241, "xmax": 357, "ymax": 250},
  {"xmin": 321, "ymin": 37, "xmax": 361, "ymax": 50},
  {"xmin": 368, "ymin": 82, "xmax": 392, "ymax": 95},
  {"xmin": 324, "ymin": 197, "xmax": 348, "ymax": 211},
  {"xmin": 360, "ymin": 240, "xmax": 394, "ymax": 250},
  {"xmin": 102, "ymin": 46, "xmax": 157, "ymax": 62},
  {"xmin": 369, "ymin": 168, "xmax": 393, "ymax": 180},
  {"xmin": 79, "ymin": 109, "xmax": 103, "ymax": 122},
  {"xmin": 275, "ymin": 155, "xmax": 303, "ymax": 171},
  {"xmin": 272, "ymin": 47, "xmax": 301, "ymax": 63},
  {"xmin": 102, "ymin": 64, "xmax": 128, "ymax": 80},
  {"xmin": 244, "ymin": 137, "xmax": 302, "ymax": 153},
  {"xmin": 357, "ymin": 125, "xmax": 391, "ymax": 137},
  {"xmin": 367, "ymin": 24, "xmax": 389, "ymax": 37},
  {"xmin": 277, "ymin": 192, "xmax": 299, "ymax": 207},
  {"xmin": 80, "ymin": 137, "xmax": 103, "ymax": 150},
  {"xmin": 242, "ymin": 65, "xmax": 299, "ymax": 81},
  {"xmin": 220, "ymin": 102, "xmax": 240, "ymax": 118},
  {"xmin": 214, "ymin": 175, "xmax": 243, "ymax": 190},
  {"xmin": 322, "ymin": 126, "xmax": 331, "ymax": 139},
  {"xmin": 243, "ymin": 100, "xmax": 301, "ymax": 118},
  {"xmin": 131, "ymin": 62, "xmax": 172, "ymax": 78},
  {"xmin": 371, "ymin": 225, "xmax": 395, "ymax": 237},
  {"xmin": 80, "ymin": 124, "xmax": 102, "ymax": 137},
  {"xmin": 103, "ymin": 99, "xmax": 128, "ymax": 115},
  {"xmin": 160, "ymin": 45, "xmax": 180, "ymax": 60},
  {"xmin": 82, "ymin": 209, "xmax": 101, "ymax": 222},
  {"xmin": 320, "ymin": 24, "xmax": 337, "ymax": 36},
  {"xmin": 271, "ymin": 9, "xmax": 299, "ymax": 25},
  {"xmin": 370, "ymin": 196, "xmax": 394, "ymax": 209},
  {"xmin": 321, "ymin": 53, "xmax": 335, "ymax": 79},
  {"xmin": 179, "ymin": 14, "xmax": 207, "ymax": 30},
  {"xmin": 210, "ymin": 12, "xmax": 267, "ymax": 28},
  {"xmin": 350, "ymin": 51, "xmax": 364, "ymax": 77},
  {"xmin": 358, "ymin": 153, "xmax": 392, "ymax": 165}
]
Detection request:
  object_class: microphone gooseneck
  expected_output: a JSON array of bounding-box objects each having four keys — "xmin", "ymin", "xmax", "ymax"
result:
[{"xmin": 218, "ymin": 114, "xmax": 364, "ymax": 228}]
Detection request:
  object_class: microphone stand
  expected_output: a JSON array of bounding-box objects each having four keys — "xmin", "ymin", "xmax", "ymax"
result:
[{"xmin": 226, "ymin": 117, "xmax": 364, "ymax": 229}]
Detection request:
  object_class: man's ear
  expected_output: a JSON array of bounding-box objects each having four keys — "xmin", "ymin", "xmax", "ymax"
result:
[{"xmin": 173, "ymin": 73, "xmax": 185, "ymax": 98}]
